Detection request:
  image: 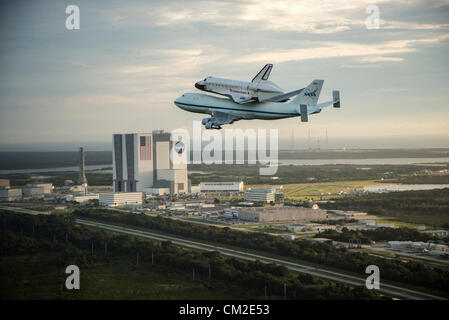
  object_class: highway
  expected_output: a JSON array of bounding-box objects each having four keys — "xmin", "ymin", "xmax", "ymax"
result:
[
  {"xmin": 0, "ymin": 205, "xmax": 50, "ymax": 215},
  {"xmin": 76, "ymin": 218, "xmax": 447, "ymax": 300}
]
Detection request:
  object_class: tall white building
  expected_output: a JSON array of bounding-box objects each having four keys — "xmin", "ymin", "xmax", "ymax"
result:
[
  {"xmin": 112, "ymin": 131, "xmax": 188, "ymax": 195},
  {"xmin": 99, "ymin": 192, "xmax": 143, "ymax": 207},
  {"xmin": 244, "ymin": 188, "xmax": 275, "ymax": 203}
]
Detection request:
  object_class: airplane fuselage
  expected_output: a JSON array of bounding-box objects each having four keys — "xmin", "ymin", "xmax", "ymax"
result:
[{"xmin": 175, "ymin": 92, "xmax": 315, "ymax": 121}]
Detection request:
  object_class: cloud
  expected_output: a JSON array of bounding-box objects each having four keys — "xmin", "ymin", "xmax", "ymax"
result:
[
  {"xmin": 100, "ymin": 0, "xmax": 449, "ymax": 34},
  {"xmin": 233, "ymin": 34, "xmax": 449, "ymax": 64}
]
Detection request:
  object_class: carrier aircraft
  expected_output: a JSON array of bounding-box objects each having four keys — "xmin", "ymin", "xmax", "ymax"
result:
[{"xmin": 175, "ymin": 79, "xmax": 341, "ymax": 129}]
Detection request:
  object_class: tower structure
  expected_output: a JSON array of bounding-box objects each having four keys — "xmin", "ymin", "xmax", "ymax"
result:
[{"xmin": 78, "ymin": 147, "xmax": 88, "ymax": 194}]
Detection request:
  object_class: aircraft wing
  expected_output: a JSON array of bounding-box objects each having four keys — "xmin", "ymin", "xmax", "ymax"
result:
[
  {"xmin": 315, "ymin": 91, "xmax": 341, "ymax": 109},
  {"xmin": 263, "ymin": 88, "xmax": 305, "ymax": 103},
  {"xmin": 212, "ymin": 111, "xmax": 242, "ymax": 125}
]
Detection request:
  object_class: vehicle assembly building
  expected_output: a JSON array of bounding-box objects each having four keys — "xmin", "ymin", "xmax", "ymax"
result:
[
  {"xmin": 112, "ymin": 130, "xmax": 188, "ymax": 195},
  {"xmin": 238, "ymin": 206, "xmax": 327, "ymax": 223}
]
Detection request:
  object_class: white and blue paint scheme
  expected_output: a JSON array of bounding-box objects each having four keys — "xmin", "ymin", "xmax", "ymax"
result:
[
  {"xmin": 194, "ymin": 64, "xmax": 303, "ymax": 104},
  {"xmin": 175, "ymin": 80, "xmax": 340, "ymax": 129}
]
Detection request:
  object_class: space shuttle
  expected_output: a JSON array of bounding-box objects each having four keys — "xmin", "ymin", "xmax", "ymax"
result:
[{"xmin": 194, "ymin": 64, "xmax": 304, "ymax": 104}]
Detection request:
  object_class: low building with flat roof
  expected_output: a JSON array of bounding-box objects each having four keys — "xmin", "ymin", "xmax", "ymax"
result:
[
  {"xmin": 25, "ymin": 183, "xmax": 53, "ymax": 194},
  {"xmin": 66, "ymin": 194, "xmax": 99, "ymax": 203},
  {"xmin": 0, "ymin": 188, "xmax": 22, "ymax": 201},
  {"xmin": 238, "ymin": 206, "xmax": 327, "ymax": 222},
  {"xmin": 421, "ymin": 230, "xmax": 448, "ymax": 238},
  {"xmin": 199, "ymin": 181, "xmax": 244, "ymax": 192},
  {"xmin": 0, "ymin": 179, "xmax": 10, "ymax": 188},
  {"xmin": 22, "ymin": 187, "xmax": 45, "ymax": 199}
]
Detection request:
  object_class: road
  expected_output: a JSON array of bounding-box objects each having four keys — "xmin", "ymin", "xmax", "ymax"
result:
[
  {"xmin": 0, "ymin": 205, "xmax": 50, "ymax": 215},
  {"xmin": 76, "ymin": 218, "xmax": 447, "ymax": 300}
]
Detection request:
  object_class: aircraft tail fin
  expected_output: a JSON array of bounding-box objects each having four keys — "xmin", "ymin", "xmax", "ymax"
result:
[
  {"xmin": 292, "ymin": 80, "xmax": 323, "ymax": 106},
  {"xmin": 251, "ymin": 64, "xmax": 273, "ymax": 83}
]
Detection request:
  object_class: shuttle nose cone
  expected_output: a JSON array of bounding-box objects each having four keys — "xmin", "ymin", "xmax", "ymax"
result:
[{"xmin": 195, "ymin": 82, "xmax": 205, "ymax": 90}]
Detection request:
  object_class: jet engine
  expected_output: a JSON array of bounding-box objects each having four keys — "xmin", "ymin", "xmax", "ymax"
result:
[{"xmin": 202, "ymin": 117, "xmax": 221, "ymax": 129}]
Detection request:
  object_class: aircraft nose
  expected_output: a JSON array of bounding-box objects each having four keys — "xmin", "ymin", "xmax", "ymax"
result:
[{"xmin": 195, "ymin": 82, "xmax": 205, "ymax": 90}]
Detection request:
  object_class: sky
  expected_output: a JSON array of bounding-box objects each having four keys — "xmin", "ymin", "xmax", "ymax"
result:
[{"xmin": 0, "ymin": 0, "xmax": 448, "ymax": 150}]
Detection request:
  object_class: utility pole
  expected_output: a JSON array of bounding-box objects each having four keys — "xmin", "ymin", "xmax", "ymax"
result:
[
  {"xmin": 208, "ymin": 263, "xmax": 211, "ymax": 281},
  {"xmin": 290, "ymin": 128, "xmax": 294, "ymax": 150},
  {"xmin": 152, "ymin": 252, "xmax": 154, "ymax": 265},
  {"xmin": 307, "ymin": 128, "xmax": 311, "ymax": 150},
  {"xmin": 284, "ymin": 283, "xmax": 287, "ymax": 298}
]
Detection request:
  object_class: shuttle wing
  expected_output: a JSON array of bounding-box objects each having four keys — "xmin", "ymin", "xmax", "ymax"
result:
[
  {"xmin": 263, "ymin": 88, "xmax": 305, "ymax": 102},
  {"xmin": 226, "ymin": 93, "xmax": 256, "ymax": 104}
]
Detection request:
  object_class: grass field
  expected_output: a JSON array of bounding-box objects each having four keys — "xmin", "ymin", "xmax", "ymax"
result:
[{"xmin": 248, "ymin": 180, "xmax": 384, "ymax": 201}]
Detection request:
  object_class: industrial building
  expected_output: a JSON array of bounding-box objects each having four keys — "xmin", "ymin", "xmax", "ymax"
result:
[
  {"xmin": 25, "ymin": 182, "xmax": 53, "ymax": 194},
  {"xmin": 112, "ymin": 131, "xmax": 188, "ymax": 195},
  {"xmin": 238, "ymin": 206, "xmax": 327, "ymax": 222},
  {"xmin": 0, "ymin": 179, "xmax": 10, "ymax": 188},
  {"xmin": 199, "ymin": 181, "xmax": 244, "ymax": 192},
  {"xmin": 99, "ymin": 192, "xmax": 143, "ymax": 207},
  {"xmin": 0, "ymin": 188, "xmax": 22, "ymax": 201},
  {"xmin": 287, "ymin": 223, "xmax": 337, "ymax": 233},
  {"xmin": 244, "ymin": 188, "xmax": 275, "ymax": 203},
  {"xmin": 66, "ymin": 194, "xmax": 99, "ymax": 203},
  {"xmin": 22, "ymin": 186, "xmax": 45, "ymax": 199},
  {"xmin": 421, "ymin": 230, "xmax": 449, "ymax": 238}
]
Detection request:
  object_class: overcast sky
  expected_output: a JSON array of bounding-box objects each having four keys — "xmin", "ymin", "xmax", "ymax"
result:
[{"xmin": 0, "ymin": 0, "xmax": 448, "ymax": 150}]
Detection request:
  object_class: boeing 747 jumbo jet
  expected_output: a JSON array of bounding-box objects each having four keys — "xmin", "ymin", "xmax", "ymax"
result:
[
  {"xmin": 175, "ymin": 80, "xmax": 340, "ymax": 129},
  {"xmin": 194, "ymin": 64, "xmax": 304, "ymax": 104}
]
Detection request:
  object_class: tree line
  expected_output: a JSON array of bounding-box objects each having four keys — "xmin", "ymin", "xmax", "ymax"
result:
[
  {"xmin": 0, "ymin": 210, "xmax": 384, "ymax": 300},
  {"xmin": 73, "ymin": 208, "xmax": 449, "ymax": 293}
]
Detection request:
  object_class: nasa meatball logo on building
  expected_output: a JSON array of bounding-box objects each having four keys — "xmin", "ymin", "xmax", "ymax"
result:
[{"xmin": 175, "ymin": 141, "xmax": 185, "ymax": 154}]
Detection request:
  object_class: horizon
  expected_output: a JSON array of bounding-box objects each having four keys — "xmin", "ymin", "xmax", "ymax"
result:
[{"xmin": 1, "ymin": 134, "xmax": 449, "ymax": 152}]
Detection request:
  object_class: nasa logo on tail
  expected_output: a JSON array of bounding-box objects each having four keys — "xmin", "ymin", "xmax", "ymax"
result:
[
  {"xmin": 174, "ymin": 141, "xmax": 185, "ymax": 154},
  {"xmin": 304, "ymin": 88, "xmax": 318, "ymax": 97}
]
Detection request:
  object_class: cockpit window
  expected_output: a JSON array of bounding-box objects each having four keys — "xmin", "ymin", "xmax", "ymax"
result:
[{"xmin": 203, "ymin": 78, "xmax": 207, "ymax": 81}]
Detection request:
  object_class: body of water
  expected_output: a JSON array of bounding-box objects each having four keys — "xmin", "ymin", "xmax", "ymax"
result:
[
  {"xmin": 1, "ymin": 157, "xmax": 449, "ymax": 174},
  {"xmin": 363, "ymin": 184, "xmax": 449, "ymax": 193},
  {"xmin": 0, "ymin": 164, "xmax": 111, "ymax": 174},
  {"xmin": 279, "ymin": 157, "xmax": 449, "ymax": 166}
]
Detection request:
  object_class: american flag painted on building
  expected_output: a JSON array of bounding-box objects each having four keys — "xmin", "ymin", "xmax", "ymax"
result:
[{"xmin": 140, "ymin": 136, "xmax": 151, "ymax": 160}]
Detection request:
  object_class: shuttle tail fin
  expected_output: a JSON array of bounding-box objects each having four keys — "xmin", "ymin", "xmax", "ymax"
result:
[
  {"xmin": 251, "ymin": 64, "xmax": 273, "ymax": 83},
  {"xmin": 292, "ymin": 80, "xmax": 323, "ymax": 106}
]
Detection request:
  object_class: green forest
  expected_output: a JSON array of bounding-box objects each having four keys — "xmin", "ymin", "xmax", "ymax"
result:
[
  {"xmin": 321, "ymin": 188, "xmax": 449, "ymax": 227},
  {"xmin": 73, "ymin": 209, "xmax": 449, "ymax": 295},
  {"xmin": 0, "ymin": 210, "xmax": 383, "ymax": 300},
  {"xmin": 316, "ymin": 227, "xmax": 443, "ymax": 244}
]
